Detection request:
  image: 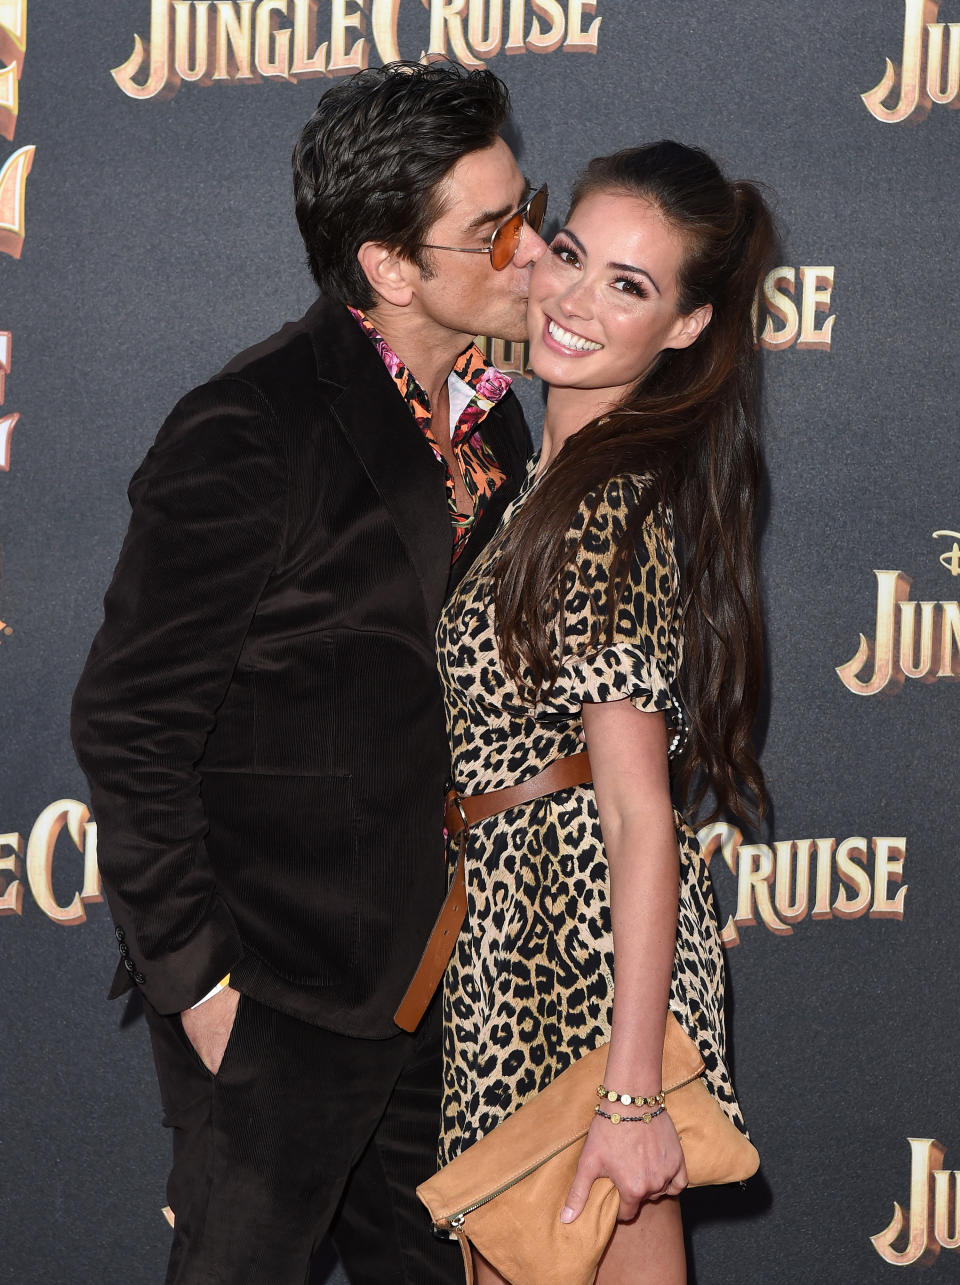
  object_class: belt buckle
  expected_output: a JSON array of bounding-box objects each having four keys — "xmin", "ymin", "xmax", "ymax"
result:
[{"xmin": 451, "ymin": 793, "xmax": 470, "ymax": 835}]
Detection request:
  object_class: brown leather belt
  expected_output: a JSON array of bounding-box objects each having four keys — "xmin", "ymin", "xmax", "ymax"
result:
[{"xmin": 393, "ymin": 751, "xmax": 593, "ymax": 1032}]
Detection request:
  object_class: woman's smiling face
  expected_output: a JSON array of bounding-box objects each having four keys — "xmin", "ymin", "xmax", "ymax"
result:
[{"xmin": 527, "ymin": 190, "xmax": 711, "ymax": 402}]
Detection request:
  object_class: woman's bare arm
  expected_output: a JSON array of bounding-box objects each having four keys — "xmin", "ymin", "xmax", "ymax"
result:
[{"xmin": 561, "ymin": 698, "xmax": 687, "ymax": 1225}]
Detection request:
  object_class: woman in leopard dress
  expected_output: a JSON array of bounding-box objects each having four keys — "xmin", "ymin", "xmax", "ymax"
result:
[{"xmin": 436, "ymin": 142, "xmax": 774, "ymax": 1283}]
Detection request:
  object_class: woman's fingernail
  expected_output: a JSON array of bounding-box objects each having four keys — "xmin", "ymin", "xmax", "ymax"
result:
[{"xmin": 560, "ymin": 1207, "xmax": 574, "ymax": 1223}]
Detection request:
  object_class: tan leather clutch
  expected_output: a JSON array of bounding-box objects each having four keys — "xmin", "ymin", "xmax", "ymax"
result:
[{"xmin": 418, "ymin": 1013, "xmax": 759, "ymax": 1285}]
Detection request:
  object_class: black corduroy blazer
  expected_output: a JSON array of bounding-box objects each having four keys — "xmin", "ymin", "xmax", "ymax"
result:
[{"xmin": 71, "ymin": 295, "xmax": 531, "ymax": 1037}]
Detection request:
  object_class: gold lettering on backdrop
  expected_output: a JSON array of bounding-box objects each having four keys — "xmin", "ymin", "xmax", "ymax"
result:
[
  {"xmin": 935, "ymin": 1170, "xmax": 960, "ymax": 1250},
  {"xmin": 0, "ymin": 327, "xmax": 9, "ymax": 399},
  {"xmin": 254, "ymin": 0, "xmax": 292, "ymax": 77},
  {"xmin": 290, "ymin": 0, "xmax": 329, "ymax": 76},
  {"xmin": 422, "ymin": 0, "xmax": 600, "ymax": 60},
  {"xmin": 756, "ymin": 268, "xmax": 797, "ymax": 350},
  {"xmin": 872, "ymin": 836, "xmax": 909, "ymax": 917},
  {"xmin": 754, "ymin": 266, "xmax": 836, "ymax": 352},
  {"xmin": 24, "ymin": 801, "xmax": 102, "ymax": 925},
  {"xmin": 214, "ymin": 1, "xmax": 257, "ymax": 81},
  {"xmin": 697, "ymin": 824, "xmax": 907, "ymax": 946},
  {"xmin": 0, "ymin": 329, "xmax": 17, "ymax": 470},
  {"xmin": 504, "ymin": 0, "xmax": 526, "ymax": 52},
  {"xmin": 467, "ymin": 0, "xmax": 503, "ymax": 56},
  {"xmin": 174, "ymin": 0, "xmax": 214, "ymax": 83},
  {"xmin": 832, "ymin": 836, "xmax": 872, "ymax": 918},
  {"xmin": 525, "ymin": 0, "xmax": 565, "ymax": 53},
  {"xmin": 371, "ymin": 0, "xmax": 402, "ymax": 61},
  {"xmin": 837, "ymin": 570, "xmax": 912, "ymax": 694},
  {"xmin": 0, "ymin": 0, "xmax": 27, "ymax": 144},
  {"xmin": 0, "ymin": 61, "xmax": 17, "ymax": 141},
  {"xmin": 0, "ymin": 802, "xmax": 102, "ymax": 923},
  {"xmin": 0, "ymin": 1, "xmax": 31, "ymax": 248},
  {"xmin": 0, "ymin": 831, "xmax": 24, "ymax": 915},
  {"xmin": 838, "ymin": 538, "xmax": 960, "ymax": 694},
  {"xmin": 927, "ymin": 16, "xmax": 960, "ymax": 100},
  {"xmin": 329, "ymin": 0, "xmax": 368, "ymax": 73},
  {"xmin": 0, "ymin": 142, "xmax": 33, "ymax": 259},
  {"xmin": 112, "ymin": 0, "xmax": 181, "ymax": 100},
  {"xmin": 0, "ymin": 11, "xmax": 28, "ymax": 477},
  {"xmin": 475, "ymin": 334, "xmax": 532, "ymax": 378},
  {"xmin": 872, "ymin": 1139, "xmax": 960, "ymax": 1265},
  {"xmin": 563, "ymin": 0, "xmax": 600, "ymax": 50},
  {"xmin": 862, "ymin": 0, "xmax": 960, "ymax": 122},
  {"xmin": 0, "ymin": 796, "xmax": 104, "ymax": 920},
  {"xmin": 796, "ymin": 267, "xmax": 836, "ymax": 350},
  {"xmin": 421, "ymin": 0, "xmax": 485, "ymax": 68},
  {"xmin": 0, "ymin": 0, "xmax": 27, "ymax": 71},
  {"xmin": 113, "ymin": 0, "xmax": 602, "ymax": 96},
  {"xmin": 934, "ymin": 529, "xmax": 960, "ymax": 575}
]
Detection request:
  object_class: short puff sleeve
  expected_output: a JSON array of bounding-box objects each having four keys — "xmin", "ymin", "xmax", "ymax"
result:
[{"xmin": 540, "ymin": 474, "xmax": 683, "ymax": 739}]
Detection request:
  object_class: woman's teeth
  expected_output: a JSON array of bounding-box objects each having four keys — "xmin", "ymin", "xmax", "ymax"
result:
[{"xmin": 548, "ymin": 320, "xmax": 603, "ymax": 352}]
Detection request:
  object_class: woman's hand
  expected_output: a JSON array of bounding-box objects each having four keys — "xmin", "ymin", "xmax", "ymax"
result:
[{"xmin": 561, "ymin": 1110, "xmax": 687, "ymax": 1224}]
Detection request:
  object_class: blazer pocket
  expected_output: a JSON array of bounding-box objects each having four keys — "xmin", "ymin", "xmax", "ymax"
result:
[{"xmin": 202, "ymin": 771, "xmax": 360, "ymax": 988}]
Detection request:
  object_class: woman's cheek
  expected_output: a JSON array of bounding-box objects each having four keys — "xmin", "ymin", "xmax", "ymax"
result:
[{"xmin": 533, "ymin": 253, "xmax": 565, "ymax": 287}]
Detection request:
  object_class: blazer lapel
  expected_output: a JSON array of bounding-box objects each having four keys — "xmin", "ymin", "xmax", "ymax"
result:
[
  {"xmin": 302, "ymin": 296, "xmax": 530, "ymax": 623},
  {"xmin": 331, "ymin": 368, "xmax": 453, "ymax": 630}
]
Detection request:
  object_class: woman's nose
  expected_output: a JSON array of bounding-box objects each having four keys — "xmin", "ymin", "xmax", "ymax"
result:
[{"xmin": 558, "ymin": 277, "xmax": 594, "ymax": 320}]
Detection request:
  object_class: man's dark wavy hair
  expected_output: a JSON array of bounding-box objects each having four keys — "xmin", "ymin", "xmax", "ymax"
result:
[{"xmin": 292, "ymin": 61, "xmax": 510, "ymax": 309}]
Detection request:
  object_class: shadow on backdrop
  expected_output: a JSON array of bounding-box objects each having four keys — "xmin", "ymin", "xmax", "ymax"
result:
[{"xmin": 683, "ymin": 1168, "xmax": 774, "ymax": 1285}]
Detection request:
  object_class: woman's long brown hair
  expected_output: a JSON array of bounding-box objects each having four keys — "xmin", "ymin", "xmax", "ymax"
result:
[{"xmin": 492, "ymin": 142, "xmax": 775, "ymax": 823}]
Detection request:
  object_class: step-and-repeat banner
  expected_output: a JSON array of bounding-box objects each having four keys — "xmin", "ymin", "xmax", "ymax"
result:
[{"xmin": 1, "ymin": 2, "xmax": 957, "ymax": 1281}]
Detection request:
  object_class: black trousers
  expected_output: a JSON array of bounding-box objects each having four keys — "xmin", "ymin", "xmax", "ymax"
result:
[{"xmin": 144, "ymin": 992, "xmax": 462, "ymax": 1285}]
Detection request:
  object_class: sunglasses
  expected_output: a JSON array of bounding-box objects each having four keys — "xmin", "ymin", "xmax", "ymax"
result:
[{"xmin": 421, "ymin": 183, "xmax": 548, "ymax": 271}]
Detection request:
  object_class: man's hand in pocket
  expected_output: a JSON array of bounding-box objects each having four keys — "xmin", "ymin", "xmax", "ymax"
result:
[{"xmin": 180, "ymin": 985, "xmax": 240, "ymax": 1074}]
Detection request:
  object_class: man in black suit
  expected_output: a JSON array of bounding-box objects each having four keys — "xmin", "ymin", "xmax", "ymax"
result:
[{"xmin": 71, "ymin": 63, "xmax": 546, "ymax": 1284}]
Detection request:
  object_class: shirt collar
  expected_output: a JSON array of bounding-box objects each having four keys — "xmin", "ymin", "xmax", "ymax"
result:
[{"xmin": 348, "ymin": 307, "xmax": 512, "ymax": 419}]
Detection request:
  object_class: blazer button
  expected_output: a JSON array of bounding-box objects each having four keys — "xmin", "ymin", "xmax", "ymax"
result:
[
  {"xmin": 123, "ymin": 957, "xmax": 135, "ymax": 974},
  {"xmin": 115, "ymin": 926, "xmax": 126, "ymax": 942},
  {"xmin": 134, "ymin": 970, "xmax": 145, "ymax": 985},
  {"xmin": 118, "ymin": 942, "xmax": 129, "ymax": 957}
]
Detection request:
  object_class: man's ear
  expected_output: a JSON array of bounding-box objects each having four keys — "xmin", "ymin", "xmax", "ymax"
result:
[
  {"xmin": 665, "ymin": 302, "xmax": 713, "ymax": 351},
  {"xmin": 356, "ymin": 242, "xmax": 417, "ymax": 308}
]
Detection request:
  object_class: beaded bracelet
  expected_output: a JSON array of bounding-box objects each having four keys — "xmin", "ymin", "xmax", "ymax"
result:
[
  {"xmin": 594, "ymin": 1104, "xmax": 667, "ymax": 1125},
  {"xmin": 596, "ymin": 1083, "xmax": 666, "ymax": 1109}
]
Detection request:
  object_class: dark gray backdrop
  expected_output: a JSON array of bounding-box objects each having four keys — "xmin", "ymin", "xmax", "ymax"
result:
[{"xmin": 1, "ymin": 1, "xmax": 957, "ymax": 1281}]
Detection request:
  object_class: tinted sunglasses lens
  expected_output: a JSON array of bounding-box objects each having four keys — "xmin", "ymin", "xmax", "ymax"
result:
[
  {"xmin": 526, "ymin": 185, "xmax": 548, "ymax": 234},
  {"xmin": 490, "ymin": 212, "xmax": 523, "ymax": 270}
]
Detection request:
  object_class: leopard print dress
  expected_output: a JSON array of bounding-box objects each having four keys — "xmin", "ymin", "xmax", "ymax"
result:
[{"xmin": 436, "ymin": 462, "xmax": 746, "ymax": 1166}]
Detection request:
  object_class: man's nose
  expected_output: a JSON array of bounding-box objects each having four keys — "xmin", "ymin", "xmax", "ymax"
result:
[{"xmin": 514, "ymin": 222, "xmax": 547, "ymax": 268}]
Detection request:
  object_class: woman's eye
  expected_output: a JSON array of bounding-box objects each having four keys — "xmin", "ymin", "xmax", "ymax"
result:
[
  {"xmin": 550, "ymin": 241, "xmax": 580, "ymax": 267},
  {"xmin": 612, "ymin": 277, "xmax": 648, "ymax": 298}
]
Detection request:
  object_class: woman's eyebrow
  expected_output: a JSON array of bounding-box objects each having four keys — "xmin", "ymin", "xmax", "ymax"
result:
[
  {"xmin": 609, "ymin": 260, "xmax": 661, "ymax": 294},
  {"xmin": 557, "ymin": 228, "xmax": 661, "ymax": 294},
  {"xmin": 558, "ymin": 227, "xmax": 587, "ymax": 256}
]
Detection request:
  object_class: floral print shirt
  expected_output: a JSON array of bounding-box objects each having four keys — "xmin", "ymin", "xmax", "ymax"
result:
[{"xmin": 349, "ymin": 307, "xmax": 511, "ymax": 563}]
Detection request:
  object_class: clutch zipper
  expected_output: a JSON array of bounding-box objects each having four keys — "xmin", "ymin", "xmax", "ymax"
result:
[
  {"xmin": 442, "ymin": 1136, "xmax": 587, "ymax": 1230},
  {"xmin": 664, "ymin": 1068, "xmax": 703, "ymax": 1095},
  {"xmin": 441, "ymin": 1067, "xmax": 705, "ymax": 1231}
]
